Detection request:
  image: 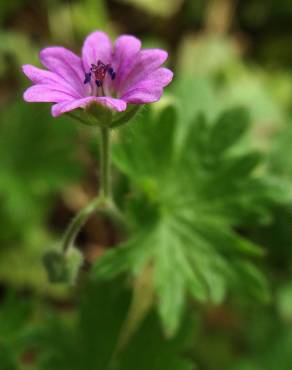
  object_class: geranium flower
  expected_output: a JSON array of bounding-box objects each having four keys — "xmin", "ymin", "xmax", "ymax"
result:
[{"xmin": 22, "ymin": 31, "xmax": 173, "ymax": 118}]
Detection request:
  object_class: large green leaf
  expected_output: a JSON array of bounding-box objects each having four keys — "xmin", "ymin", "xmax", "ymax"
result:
[{"xmin": 93, "ymin": 105, "xmax": 280, "ymax": 335}]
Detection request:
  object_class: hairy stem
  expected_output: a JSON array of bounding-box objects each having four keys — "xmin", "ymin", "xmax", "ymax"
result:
[
  {"xmin": 100, "ymin": 127, "xmax": 111, "ymax": 199},
  {"xmin": 62, "ymin": 127, "xmax": 118, "ymax": 255},
  {"xmin": 62, "ymin": 197, "xmax": 103, "ymax": 255}
]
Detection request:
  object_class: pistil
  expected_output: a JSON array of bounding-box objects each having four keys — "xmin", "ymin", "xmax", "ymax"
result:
[{"xmin": 84, "ymin": 60, "xmax": 116, "ymax": 96}]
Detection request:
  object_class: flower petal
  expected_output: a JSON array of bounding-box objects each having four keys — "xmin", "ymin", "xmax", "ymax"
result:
[
  {"xmin": 118, "ymin": 49, "xmax": 168, "ymax": 95},
  {"xmin": 121, "ymin": 68, "xmax": 173, "ymax": 103},
  {"xmin": 23, "ymin": 84, "xmax": 76, "ymax": 103},
  {"xmin": 82, "ymin": 31, "xmax": 113, "ymax": 72},
  {"xmin": 112, "ymin": 35, "xmax": 141, "ymax": 91},
  {"xmin": 22, "ymin": 64, "xmax": 59, "ymax": 84},
  {"xmin": 22, "ymin": 64, "xmax": 81, "ymax": 98},
  {"xmin": 51, "ymin": 96, "xmax": 127, "ymax": 117},
  {"xmin": 40, "ymin": 47, "xmax": 85, "ymax": 96}
]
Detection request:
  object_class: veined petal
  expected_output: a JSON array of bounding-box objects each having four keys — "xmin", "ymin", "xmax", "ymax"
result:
[
  {"xmin": 40, "ymin": 47, "xmax": 85, "ymax": 96},
  {"xmin": 82, "ymin": 31, "xmax": 113, "ymax": 73},
  {"xmin": 121, "ymin": 88, "xmax": 164, "ymax": 104},
  {"xmin": 23, "ymin": 84, "xmax": 76, "ymax": 103},
  {"xmin": 22, "ymin": 64, "xmax": 60, "ymax": 84},
  {"xmin": 51, "ymin": 96, "xmax": 127, "ymax": 117},
  {"xmin": 112, "ymin": 35, "xmax": 141, "ymax": 90},
  {"xmin": 118, "ymin": 49, "xmax": 168, "ymax": 95},
  {"xmin": 121, "ymin": 68, "xmax": 173, "ymax": 103},
  {"xmin": 22, "ymin": 64, "xmax": 81, "ymax": 98},
  {"xmin": 94, "ymin": 97, "xmax": 127, "ymax": 112}
]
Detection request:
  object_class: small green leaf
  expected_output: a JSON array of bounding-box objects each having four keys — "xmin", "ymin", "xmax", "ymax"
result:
[
  {"xmin": 154, "ymin": 235, "xmax": 186, "ymax": 337},
  {"xmin": 233, "ymin": 261, "xmax": 270, "ymax": 303}
]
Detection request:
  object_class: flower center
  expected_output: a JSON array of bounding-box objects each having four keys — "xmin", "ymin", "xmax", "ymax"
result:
[{"xmin": 84, "ymin": 60, "xmax": 116, "ymax": 89}]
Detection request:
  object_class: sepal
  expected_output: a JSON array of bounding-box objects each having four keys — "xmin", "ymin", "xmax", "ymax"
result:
[
  {"xmin": 67, "ymin": 103, "xmax": 141, "ymax": 129},
  {"xmin": 85, "ymin": 101, "xmax": 113, "ymax": 126},
  {"xmin": 110, "ymin": 104, "xmax": 141, "ymax": 128},
  {"xmin": 43, "ymin": 247, "xmax": 83, "ymax": 284}
]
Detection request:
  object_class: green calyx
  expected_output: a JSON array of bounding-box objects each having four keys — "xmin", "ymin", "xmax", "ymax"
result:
[
  {"xmin": 67, "ymin": 102, "xmax": 141, "ymax": 129},
  {"xmin": 110, "ymin": 104, "xmax": 141, "ymax": 128},
  {"xmin": 85, "ymin": 101, "xmax": 113, "ymax": 126}
]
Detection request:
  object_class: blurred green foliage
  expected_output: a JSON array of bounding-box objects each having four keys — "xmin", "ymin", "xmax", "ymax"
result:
[
  {"xmin": 34, "ymin": 279, "xmax": 194, "ymax": 370},
  {"xmin": 0, "ymin": 103, "xmax": 83, "ymax": 293},
  {"xmin": 1, "ymin": 0, "xmax": 292, "ymax": 370}
]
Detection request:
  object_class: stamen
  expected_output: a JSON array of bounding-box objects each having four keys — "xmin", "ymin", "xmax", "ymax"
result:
[
  {"xmin": 84, "ymin": 60, "xmax": 116, "ymax": 89},
  {"xmin": 108, "ymin": 67, "xmax": 116, "ymax": 80},
  {"xmin": 84, "ymin": 72, "xmax": 91, "ymax": 84}
]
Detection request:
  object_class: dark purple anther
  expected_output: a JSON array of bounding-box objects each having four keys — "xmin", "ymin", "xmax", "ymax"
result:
[
  {"xmin": 108, "ymin": 67, "xmax": 116, "ymax": 80},
  {"xmin": 95, "ymin": 80, "xmax": 102, "ymax": 87},
  {"xmin": 84, "ymin": 72, "xmax": 91, "ymax": 84}
]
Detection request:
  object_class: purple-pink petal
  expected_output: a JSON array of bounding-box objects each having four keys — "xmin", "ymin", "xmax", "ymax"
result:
[
  {"xmin": 40, "ymin": 47, "xmax": 85, "ymax": 97},
  {"xmin": 22, "ymin": 64, "xmax": 60, "ymax": 84},
  {"xmin": 51, "ymin": 96, "xmax": 127, "ymax": 117},
  {"xmin": 23, "ymin": 84, "xmax": 76, "ymax": 103},
  {"xmin": 22, "ymin": 64, "xmax": 82, "ymax": 97},
  {"xmin": 118, "ymin": 49, "xmax": 168, "ymax": 95},
  {"xmin": 112, "ymin": 35, "xmax": 141, "ymax": 91},
  {"xmin": 82, "ymin": 31, "xmax": 113, "ymax": 73},
  {"xmin": 121, "ymin": 68, "xmax": 173, "ymax": 103}
]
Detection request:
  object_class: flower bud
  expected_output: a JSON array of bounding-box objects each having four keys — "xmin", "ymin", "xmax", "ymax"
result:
[{"xmin": 43, "ymin": 248, "xmax": 83, "ymax": 284}]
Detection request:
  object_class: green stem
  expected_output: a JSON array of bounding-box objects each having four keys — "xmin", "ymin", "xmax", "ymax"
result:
[
  {"xmin": 62, "ymin": 197, "xmax": 103, "ymax": 255},
  {"xmin": 62, "ymin": 197, "xmax": 129, "ymax": 256},
  {"xmin": 62, "ymin": 126, "xmax": 115, "ymax": 255},
  {"xmin": 100, "ymin": 127, "xmax": 111, "ymax": 199}
]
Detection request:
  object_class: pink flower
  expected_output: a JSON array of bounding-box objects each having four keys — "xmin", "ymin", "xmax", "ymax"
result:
[{"xmin": 22, "ymin": 31, "xmax": 173, "ymax": 118}]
